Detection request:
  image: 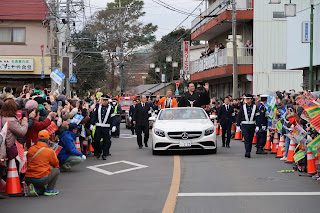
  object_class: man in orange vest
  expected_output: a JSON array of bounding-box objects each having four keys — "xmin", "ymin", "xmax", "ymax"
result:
[{"xmin": 154, "ymin": 90, "xmax": 178, "ymax": 109}]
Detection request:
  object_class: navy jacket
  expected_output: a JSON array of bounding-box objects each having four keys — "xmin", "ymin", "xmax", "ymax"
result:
[{"xmin": 256, "ymin": 102, "xmax": 268, "ymax": 128}]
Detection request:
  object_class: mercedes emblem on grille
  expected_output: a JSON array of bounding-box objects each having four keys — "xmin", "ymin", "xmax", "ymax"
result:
[{"xmin": 181, "ymin": 132, "xmax": 189, "ymax": 139}]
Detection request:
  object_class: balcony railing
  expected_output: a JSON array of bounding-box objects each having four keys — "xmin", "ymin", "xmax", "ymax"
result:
[
  {"xmin": 190, "ymin": 47, "xmax": 253, "ymax": 74},
  {"xmin": 191, "ymin": 0, "xmax": 253, "ymax": 33}
]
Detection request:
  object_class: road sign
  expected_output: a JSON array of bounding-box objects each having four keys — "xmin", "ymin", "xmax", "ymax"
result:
[
  {"xmin": 70, "ymin": 74, "xmax": 77, "ymax": 83},
  {"xmin": 302, "ymin": 21, "xmax": 311, "ymax": 43},
  {"xmin": 175, "ymin": 81, "xmax": 180, "ymax": 88},
  {"xmin": 175, "ymin": 89, "xmax": 179, "ymax": 96},
  {"xmin": 41, "ymin": 69, "xmax": 45, "ymax": 79},
  {"xmin": 50, "ymin": 68, "xmax": 65, "ymax": 85}
]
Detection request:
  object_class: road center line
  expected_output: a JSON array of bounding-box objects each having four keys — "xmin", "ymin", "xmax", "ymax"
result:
[
  {"xmin": 162, "ymin": 155, "xmax": 181, "ymax": 213},
  {"xmin": 178, "ymin": 192, "xmax": 320, "ymax": 197}
]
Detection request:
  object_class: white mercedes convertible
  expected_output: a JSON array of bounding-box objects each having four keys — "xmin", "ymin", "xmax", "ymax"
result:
[{"xmin": 149, "ymin": 107, "xmax": 217, "ymax": 155}]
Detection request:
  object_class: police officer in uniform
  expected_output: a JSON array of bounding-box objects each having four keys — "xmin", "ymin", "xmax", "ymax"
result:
[
  {"xmin": 178, "ymin": 82, "xmax": 210, "ymax": 107},
  {"xmin": 111, "ymin": 97, "xmax": 122, "ymax": 138},
  {"xmin": 236, "ymin": 94, "xmax": 257, "ymax": 158},
  {"xmin": 90, "ymin": 95, "xmax": 116, "ymax": 160},
  {"xmin": 255, "ymin": 95, "xmax": 268, "ymax": 154}
]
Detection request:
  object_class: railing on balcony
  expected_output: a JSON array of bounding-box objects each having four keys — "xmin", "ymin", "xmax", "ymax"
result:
[
  {"xmin": 190, "ymin": 47, "xmax": 253, "ymax": 74},
  {"xmin": 191, "ymin": 0, "xmax": 253, "ymax": 33}
]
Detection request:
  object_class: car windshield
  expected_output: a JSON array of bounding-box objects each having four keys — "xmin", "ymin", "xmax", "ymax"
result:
[
  {"xmin": 120, "ymin": 101, "xmax": 132, "ymax": 106},
  {"xmin": 158, "ymin": 108, "xmax": 207, "ymax": 120}
]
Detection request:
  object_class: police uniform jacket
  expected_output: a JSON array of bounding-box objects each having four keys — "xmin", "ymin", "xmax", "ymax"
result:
[
  {"xmin": 90, "ymin": 104, "xmax": 115, "ymax": 128},
  {"xmin": 237, "ymin": 103, "xmax": 257, "ymax": 126},
  {"xmin": 256, "ymin": 102, "xmax": 268, "ymax": 128},
  {"xmin": 112, "ymin": 104, "xmax": 122, "ymax": 124}
]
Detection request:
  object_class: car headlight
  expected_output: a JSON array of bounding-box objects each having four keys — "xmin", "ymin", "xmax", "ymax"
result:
[
  {"xmin": 154, "ymin": 128, "xmax": 165, "ymax": 137},
  {"xmin": 204, "ymin": 127, "xmax": 214, "ymax": 136}
]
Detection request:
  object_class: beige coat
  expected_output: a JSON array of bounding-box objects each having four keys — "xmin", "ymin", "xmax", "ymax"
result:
[{"xmin": 0, "ymin": 117, "xmax": 28, "ymax": 160}]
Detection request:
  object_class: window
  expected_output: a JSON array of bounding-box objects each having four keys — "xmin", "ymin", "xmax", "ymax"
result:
[
  {"xmin": 0, "ymin": 28, "xmax": 25, "ymax": 44},
  {"xmin": 272, "ymin": 63, "xmax": 286, "ymax": 70},
  {"xmin": 273, "ymin": 12, "xmax": 285, "ymax": 19},
  {"xmin": 142, "ymin": 76, "xmax": 146, "ymax": 84}
]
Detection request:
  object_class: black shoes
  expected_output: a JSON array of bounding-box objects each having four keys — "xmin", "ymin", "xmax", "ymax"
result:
[
  {"xmin": 139, "ymin": 146, "xmax": 143, "ymax": 149},
  {"xmin": 102, "ymin": 156, "xmax": 107, "ymax": 160},
  {"xmin": 226, "ymin": 145, "xmax": 230, "ymax": 148},
  {"xmin": 145, "ymin": 143, "xmax": 148, "ymax": 148},
  {"xmin": 245, "ymin": 153, "xmax": 251, "ymax": 158},
  {"xmin": 256, "ymin": 147, "xmax": 268, "ymax": 154},
  {"xmin": 222, "ymin": 144, "xmax": 225, "ymax": 147},
  {"xmin": 96, "ymin": 154, "xmax": 101, "ymax": 159}
]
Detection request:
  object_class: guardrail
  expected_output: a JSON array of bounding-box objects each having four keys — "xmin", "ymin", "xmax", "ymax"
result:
[{"xmin": 190, "ymin": 47, "xmax": 253, "ymax": 74}]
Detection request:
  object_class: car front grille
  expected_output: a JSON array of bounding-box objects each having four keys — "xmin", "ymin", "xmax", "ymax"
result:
[{"xmin": 167, "ymin": 131, "xmax": 202, "ymax": 139}]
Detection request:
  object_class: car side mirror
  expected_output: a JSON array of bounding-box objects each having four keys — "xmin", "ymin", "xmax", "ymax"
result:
[
  {"xmin": 149, "ymin": 117, "xmax": 156, "ymax": 122},
  {"xmin": 210, "ymin": 115, "xmax": 217, "ymax": 120}
]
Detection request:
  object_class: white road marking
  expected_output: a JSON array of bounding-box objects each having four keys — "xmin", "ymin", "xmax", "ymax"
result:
[
  {"xmin": 120, "ymin": 134, "xmax": 137, "ymax": 139},
  {"xmin": 87, "ymin": 160, "xmax": 148, "ymax": 175},
  {"xmin": 178, "ymin": 192, "xmax": 320, "ymax": 197}
]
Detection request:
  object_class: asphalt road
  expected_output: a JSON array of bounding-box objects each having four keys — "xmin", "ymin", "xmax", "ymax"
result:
[{"xmin": 1, "ymin": 124, "xmax": 319, "ymax": 213}]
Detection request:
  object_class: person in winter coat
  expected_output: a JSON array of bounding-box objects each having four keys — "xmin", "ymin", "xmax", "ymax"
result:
[
  {"xmin": 25, "ymin": 109, "xmax": 56, "ymax": 149},
  {"xmin": 0, "ymin": 99, "xmax": 28, "ymax": 162},
  {"xmin": 58, "ymin": 123, "xmax": 86, "ymax": 172}
]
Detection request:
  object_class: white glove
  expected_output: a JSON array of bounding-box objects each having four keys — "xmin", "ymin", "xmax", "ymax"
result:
[
  {"xmin": 112, "ymin": 126, "xmax": 116, "ymax": 132},
  {"xmin": 236, "ymin": 126, "xmax": 241, "ymax": 132},
  {"xmin": 262, "ymin": 126, "xmax": 267, "ymax": 131},
  {"xmin": 255, "ymin": 127, "xmax": 259, "ymax": 132},
  {"xmin": 81, "ymin": 155, "xmax": 86, "ymax": 160},
  {"xmin": 129, "ymin": 116, "xmax": 132, "ymax": 121},
  {"xmin": 90, "ymin": 125, "xmax": 94, "ymax": 131}
]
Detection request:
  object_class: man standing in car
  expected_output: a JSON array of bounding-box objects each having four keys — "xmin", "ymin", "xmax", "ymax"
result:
[
  {"xmin": 178, "ymin": 82, "xmax": 210, "ymax": 108},
  {"xmin": 133, "ymin": 95, "xmax": 152, "ymax": 149}
]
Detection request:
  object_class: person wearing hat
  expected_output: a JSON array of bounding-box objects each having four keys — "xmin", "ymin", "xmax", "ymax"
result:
[
  {"xmin": 255, "ymin": 95, "xmax": 268, "ymax": 154},
  {"xmin": 25, "ymin": 130, "xmax": 60, "ymax": 196},
  {"xmin": 236, "ymin": 94, "xmax": 258, "ymax": 158},
  {"xmin": 111, "ymin": 97, "xmax": 122, "ymax": 138},
  {"xmin": 58, "ymin": 123, "xmax": 86, "ymax": 171},
  {"xmin": 90, "ymin": 94, "xmax": 116, "ymax": 160}
]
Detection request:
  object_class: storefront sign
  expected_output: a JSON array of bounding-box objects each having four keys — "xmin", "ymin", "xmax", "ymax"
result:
[
  {"xmin": 183, "ymin": 41, "xmax": 190, "ymax": 72},
  {"xmin": 0, "ymin": 59, "xmax": 34, "ymax": 71}
]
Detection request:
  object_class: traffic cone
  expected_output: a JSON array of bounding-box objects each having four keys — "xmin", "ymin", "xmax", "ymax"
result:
[
  {"xmin": 252, "ymin": 132, "xmax": 257, "ymax": 144},
  {"xmin": 276, "ymin": 135, "xmax": 285, "ymax": 158},
  {"xmin": 271, "ymin": 132, "xmax": 279, "ymax": 154},
  {"xmin": 307, "ymin": 147, "xmax": 317, "ymax": 174},
  {"xmin": 234, "ymin": 127, "xmax": 241, "ymax": 140},
  {"xmin": 285, "ymin": 140, "xmax": 296, "ymax": 163},
  {"xmin": 83, "ymin": 138, "xmax": 88, "ymax": 154},
  {"xmin": 6, "ymin": 159, "xmax": 23, "ymax": 196},
  {"xmin": 219, "ymin": 127, "xmax": 222, "ymax": 136},
  {"xmin": 264, "ymin": 130, "xmax": 271, "ymax": 151},
  {"xmin": 231, "ymin": 125, "xmax": 236, "ymax": 134},
  {"xmin": 75, "ymin": 137, "xmax": 81, "ymax": 152}
]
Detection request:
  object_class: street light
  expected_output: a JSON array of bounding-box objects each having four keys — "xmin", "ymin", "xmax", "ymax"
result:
[
  {"xmin": 285, "ymin": 3, "xmax": 296, "ymax": 17},
  {"xmin": 155, "ymin": 67, "xmax": 160, "ymax": 73},
  {"xmin": 166, "ymin": 55, "xmax": 172, "ymax": 63},
  {"xmin": 150, "ymin": 63, "xmax": 155, "ymax": 69}
]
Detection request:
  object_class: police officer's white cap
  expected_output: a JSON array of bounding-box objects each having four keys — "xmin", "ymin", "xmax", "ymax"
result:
[{"xmin": 261, "ymin": 94, "xmax": 268, "ymax": 98}]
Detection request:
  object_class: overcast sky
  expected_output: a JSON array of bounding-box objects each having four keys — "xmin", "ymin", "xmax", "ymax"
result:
[{"xmin": 83, "ymin": 0, "xmax": 205, "ymax": 40}]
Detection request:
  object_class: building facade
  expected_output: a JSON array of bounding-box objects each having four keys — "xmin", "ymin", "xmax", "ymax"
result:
[
  {"xmin": 253, "ymin": 0, "xmax": 303, "ymax": 94},
  {"xmin": 287, "ymin": 1, "xmax": 320, "ymax": 91},
  {"xmin": 189, "ymin": 0, "xmax": 254, "ymax": 99},
  {"xmin": 0, "ymin": 0, "xmax": 51, "ymax": 91}
]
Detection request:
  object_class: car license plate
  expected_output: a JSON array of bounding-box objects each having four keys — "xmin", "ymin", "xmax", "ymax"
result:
[{"xmin": 179, "ymin": 140, "xmax": 192, "ymax": 147}]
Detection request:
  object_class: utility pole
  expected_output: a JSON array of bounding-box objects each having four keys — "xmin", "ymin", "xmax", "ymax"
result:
[
  {"xmin": 231, "ymin": 0, "xmax": 238, "ymax": 98},
  {"xmin": 119, "ymin": 0, "xmax": 124, "ymax": 95},
  {"xmin": 65, "ymin": 0, "xmax": 71, "ymax": 96},
  {"xmin": 49, "ymin": 0, "xmax": 59, "ymax": 92},
  {"xmin": 309, "ymin": 1, "xmax": 314, "ymax": 91}
]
